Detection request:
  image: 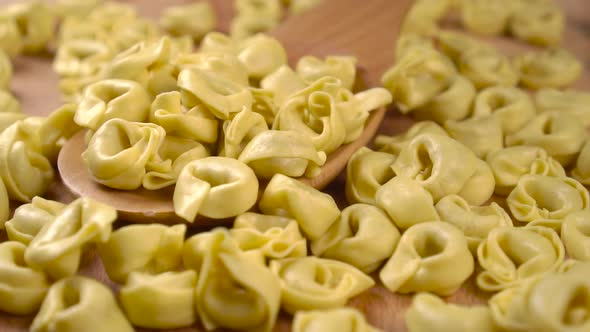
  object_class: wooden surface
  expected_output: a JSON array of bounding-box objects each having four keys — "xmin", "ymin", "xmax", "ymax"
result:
[{"xmin": 2, "ymin": 0, "xmax": 590, "ymax": 332}]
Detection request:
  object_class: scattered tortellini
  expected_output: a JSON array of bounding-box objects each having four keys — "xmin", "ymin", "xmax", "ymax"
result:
[
  {"xmin": 270, "ymin": 256, "xmax": 374, "ymax": 313},
  {"xmin": 535, "ymin": 88, "xmax": 590, "ymax": 127},
  {"xmin": 380, "ymin": 221, "xmax": 474, "ymax": 296},
  {"xmin": 345, "ymin": 147, "xmax": 396, "ymax": 205},
  {"xmin": 560, "ymin": 211, "xmax": 590, "ymax": 261},
  {"xmin": 183, "ymin": 229, "xmax": 281, "ymax": 332},
  {"xmin": 231, "ymin": 0, "xmax": 282, "ymax": 40},
  {"xmin": 509, "ymin": 3, "xmax": 564, "ymax": 46},
  {"xmin": 374, "ymin": 121, "xmax": 448, "ymax": 156},
  {"xmin": 0, "ymin": 0, "xmax": 55, "ymax": 54},
  {"xmin": 476, "ymin": 226, "xmax": 565, "ymax": 291},
  {"xmin": 159, "ymin": 2, "xmax": 216, "ymax": 41},
  {"xmin": 97, "ymin": 224, "xmax": 185, "ymax": 284},
  {"xmin": 460, "ymin": 0, "xmax": 512, "ymax": 36},
  {"xmin": 311, "ymin": 204, "xmax": 400, "ymax": 273},
  {"xmin": 458, "ymin": 46, "xmax": 519, "ymax": 89},
  {"xmin": 471, "ymin": 85, "xmax": 535, "ymax": 135},
  {"xmin": 30, "ymin": 276, "xmax": 134, "ymax": 332},
  {"xmin": 0, "ymin": 241, "xmax": 50, "ymax": 315},
  {"xmin": 515, "ymin": 48, "xmax": 582, "ymax": 89},
  {"xmin": 293, "ymin": 308, "xmax": 382, "ymax": 332},
  {"xmin": 296, "ymin": 56, "xmax": 357, "ymax": 91},
  {"xmin": 119, "ymin": 270, "xmax": 198, "ymax": 329},
  {"xmin": 5, "ymin": 196, "xmax": 65, "ymax": 245},
  {"xmin": 405, "ymin": 293, "xmax": 495, "ymax": 332},
  {"xmin": 444, "ymin": 115, "xmax": 503, "ymax": 158}
]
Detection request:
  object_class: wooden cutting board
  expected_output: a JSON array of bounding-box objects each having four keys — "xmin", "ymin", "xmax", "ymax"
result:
[{"xmin": 1, "ymin": 0, "xmax": 590, "ymax": 331}]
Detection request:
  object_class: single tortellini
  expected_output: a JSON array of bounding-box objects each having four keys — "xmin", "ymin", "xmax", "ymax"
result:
[
  {"xmin": 392, "ymin": 133, "xmax": 494, "ymax": 205},
  {"xmin": 459, "ymin": 46, "xmax": 519, "ymax": 89},
  {"xmin": 381, "ymin": 48, "xmax": 458, "ymax": 113},
  {"xmin": 293, "ymin": 308, "xmax": 382, "ymax": 332},
  {"xmin": 535, "ymin": 89, "xmax": 590, "ymax": 127},
  {"xmin": 460, "ymin": 0, "xmax": 512, "ymax": 35},
  {"xmin": 0, "ymin": 49, "xmax": 11, "ymax": 90},
  {"xmin": 30, "ymin": 276, "xmax": 133, "ymax": 332},
  {"xmin": 573, "ymin": 141, "xmax": 590, "ymax": 185},
  {"xmin": 489, "ymin": 265, "xmax": 590, "ymax": 332},
  {"xmin": 237, "ymin": 34, "xmax": 288, "ymax": 80},
  {"xmin": 444, "ymin": 115, "xmax": 503, "ymax": 158},
  {"xmin": 311, "ymin": 204, "xmax": 400, "ymax": 273},
  {"xmin": 435, "ymin": 194, "xmax": 513, "ymax": 253},
  {"xmin": 173, "ymin": 156, "xmax": 259, "ymax": 221},
  {"xmin": 380, "ymin": 221, "xmax": 473, "ymax": 296},
  {"xmin": 477, "ymin": 226, "xmax": 564, "ymax": 291},
  {"xmin": 250, "ymin": 87, "xmax": 278, "ymax": 125},
  {"xmin": 259, "ymin": 174, "xmax": 340, "ymax": 240},
  {"xmin": 435, "ymin": 30, "xmax": 483, "ymax": 64},
  {"xmin": 0, "ymin": 241, "xmax": 49, "ymax": 315},
  {"xmin": 178, "ymin": 67, "xmax": 253, "ymax": 120},
  {"xmin": 375, "ymin": 176, "xmax": 440, "ymax": 230},
  {"xmin": 238, "ymin": 130, "xmax": 327, "ymax": 179},
  {"xmin": 119, "ymin": 270, "xmax": 198, "ymax": 329},
  {"xmin": 5, "ymin": 196, "xmax": 65, "ymax": 245},
  {"xmin": 183, "ymin": 229, "xmax": 281, "ymax": 332},
  {"xmin": 53, "ymin": 39, "xmax": 112, "ymax": 78},
  {"xmin": 97, "ymin": 224, "xmax": 186, "ymax": 284},
  {"xmin": 345, "ymin": 147, "xmax": 395, "ymax": 205},
  {"xmin": 38, "ymin": 103, "xmax": 81, "ymax": 164},
  {"xmin": 506, "ymin": 112, "xmax": 586, "ymax": 166},
  {"xmin": 0, "ymin": 1, "xmax": 54, "ymax": 54},
  {"xmin": 74, "ymin": 79, "xmax": 151, "ymax": 131},
  {"xmin": 471, "ymin": 85, "xmax": 536, "ymax": 135},
  {"xmin": 261, "ymin": 65, "xmax": 307, "ymax": 107},
  {"xmin": 374, "ymin": 121, "xmax": 448, "ymax": 156},
  {"xmin": 24, "ymin": 198, "xmax": 117, "ymax": 280},
  {"xmin": 230, "ymin": 212, "xmax": 307, "ymax": 260},
  {"xmin": 0, "ymin": 16, "xmax": 23, "ymax": 58},
  {"xmin": 405, "ymin": 293, "xmax": 495, "ymax": 332},
  {"xmin": 486, "ymin": 146, "xmax": 565, "ymax": 196},
  {"xmin": 507, "ymin": 175, "xmax": 589, "ymax": 224},
  {"xmin": 515, "ymin": 48, "xmax": 582, "ymax": 89},
  {"xmin": 288, "ymin": 0, "xmax": 323, "ymax": 15},
  {"xmin": 82, "ymin": 119, "xmax": 166, "ymax": 190},
  {"xmin": 219, "ymin": 106, "xmax": 268, "ymax": 158},
  {"xmin": 176, "ymin": 51, "xmax": 249, "ymax": 88},
  {"xmin": 395, "ymin": 33, "xmax": 435, "ymax": 61},
  {"xmin": 159, "ymin": 2, "xmax": 216, "ymax": 41},
  {"xmin": 509, "ymin": 3, "xmax": 564, "ymax": 46},
  {"xmin": 0, "ymin": 118, "xmax": 54, "ymax": 202},
  {"xmin": 412, "ymin": 75, "xmax": 476, "ymax": 124},
  {"xmin": 296, "ymin": 56, "xmax": 357, "ymax": 90},
  {"xmin": 561, "ymin": 211, "xmax": 590, "ymax": 261},
  {"xmin": 270, "ymin": 256, "xmax": 374, "ymax": 313}
]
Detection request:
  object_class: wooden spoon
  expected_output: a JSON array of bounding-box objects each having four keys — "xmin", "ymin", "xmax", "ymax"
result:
[{"xmin": 57, "ymin": 0, "xmax": 414, "ymax": 224}]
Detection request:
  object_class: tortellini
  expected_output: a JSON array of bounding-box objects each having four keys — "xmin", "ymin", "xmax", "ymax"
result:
[
  {"xmin": 230, "ymin": 0, "xmax": 282, "ymax": 39},
  {"xmin": 0, "ymin": 1, "xmax": 54, "ymax": 54},
  {"xmin": 0, "ymin": 241, "xmax": 49, "ymax": 315},
  {"xmin": 289, "ymin": 0, "xmax": 323, "ymax": 15},
  {"xmin": 311, "ymin": 204, "xmax": 400, "ymax": 273},
  {"xmin": 24, "ymin": 198, "xmax": 117, "ymax": 280},
  {"xmin": 53, "ymin": 39, "xmax": 112, "ymax": 78},
  {"xmin": 489, "ymin": 264, "xmax": 590, "ymax": 332},
  {"xmin": 444, "ymin": 115, "xmax": 503, "ymax": 158},
  {"xmin": 345, "ymin": 147, "xmax": 396, "ymax": 205},
  {"xmin": 219, "ymin": 106, "xmax": 268, "ymax": 158},
  {"xmin": 0, "ymin": 16, "xmax": 23, "ymax": 58},
  {"xmin": 509, "ymin": 3, "xmax": 564, "ymax": 46},
  {"xmin": 460, "ymin": 0, "xmax": 512, "ymax": 35},
  {"xmin": 119, "ymin": 270, "xmax": 198, "ymax": 329},
  {"xmin": 471, "ymin": 85, "xmax": 535, "ymax": 135},
  {"xmin": 183, "ymin": 229, "xmax": 281, "ymax": 332},
  {"xmin": 391, "ymin": 133, "xmax": 494, "ymax": 205},
  {"xmin": 238, "ymin": 130, "xmax": 327, "ymax": 179},
  {"xmin": 476, "ymin": 226, "xmax": 565, "ymax": 291},
  {"xmin": 5, "ymin": 197, "xmax": 65, "ymax": 245},
  {"xmin": 97, "ymin": 224, "xmax": 185, "ymax": 284},
  {"xmin": 0, "ymin": 177, "xmax": 8, "ymax": 227},
  {"xmin": 535, "ymin": 88, "xmax": 590, "ymax": 127},
  {"xmin": 573, "ymin": 141, "xmax": 590, "ymax": 185},
  {"xmin": 261, "ymin": 65, "xmax": 307, "ymax": 107},
  {"xmin": 82, "ymin": 119, "xmax": 166, "ymax": 190},
  {"xmin": 0, "ymin": 49, "xmax": 11, "ymax": 90},
  {"xmin": 30, "ymin": 276, "xmax": 134, "ymax": 332},
  {"xmin": 374, "ymin": 121, "xmax": 448, "ymax": 156},
  {"xmin": 458, "ymin": 46, "xmax": 519, "ymax": 89},
  {"xmin": 159, "ymin": 2, "xmax": 216, "ymax": 41},
  {"xmin": 293, "ymin": 308, "xmax": 382, "ymax": 332},
  {"xmin": 405, "ymin": 293, "xmax": 495, "ymax": 332},
  {"xmin": 381, "ymin": 48, "xmax": 457, "ymax": 113},
  {"xmin": 486, "ymin": 146, "xmax": 565, "ymax": 196},
  {"xmin": 506, "ymin": 112, "xmax": 586, "ymax": 166},
  {"xmin": 560, "ymin": 211, "xmax": 590, "ymax": 261},
  {"xmin": 259, "ymin": 174, "xmax": 340, "ymax": 240},
  {"xmin": 435, "ymin": 194, "xmax": 513, "ymax": 253},
  {"xmin": 237, "ymin": 34, "xmax": 288, "ymax": 79},
  {"xmin": 270, "ymin": 256, "xmax": 374, "ymax": 313},
  {"xmin": 74, "ymin": 79, "xmax": 151, "ymax": 131},
  {"xmin": 412, "ymin": 75, "xmax": 476, "ymax": 124},
  {"xmin": 507, "ymin": 175, "xmax": 589, "ymax": 224},
  {"xmin": 230, "ymin": 212, "xmax": 307, "ymax": 260},
  {"xmin": 56, "ymin": 0, "xmax": 103, "ymax": 19},
  {"xmin": 296, "ymin": 56, "xmax": 357, "ymax": 90},
  {"xmin": 515, "ymin": 48, "xmax": 582, "ymax": 89},
  {"xmin": 395, "ymin": 33, "xmax": 435, "ymax": 61},
  {"xmin": 173, "ymin": 157, "xmax": 259, "ymax": 221},
  {"xmin": 0, "ymin": 118, "xmax": 54, "ymax": 202},
  {"xmin": 379, "ymin": 221, "xmax": 474, "ymax": 296}
]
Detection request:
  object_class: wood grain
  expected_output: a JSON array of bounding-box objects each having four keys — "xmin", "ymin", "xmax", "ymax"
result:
[{"xmin": 1, "ymin": 1, "xmax": 590, "ymax": 332}]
